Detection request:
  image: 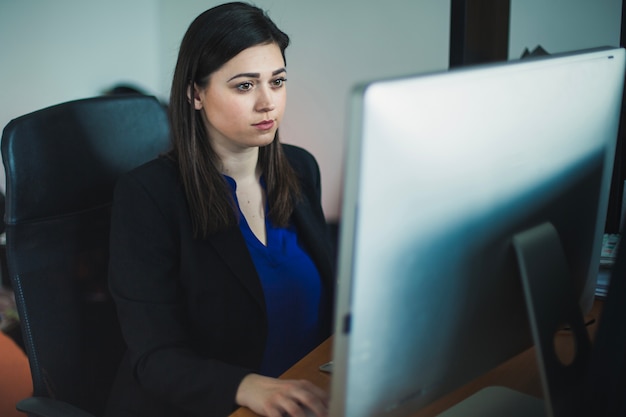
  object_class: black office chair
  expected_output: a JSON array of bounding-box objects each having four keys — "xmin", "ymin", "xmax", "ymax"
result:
[{"xmin": 1, "ymin": 95, "xmax": 171, "ymax": 417}]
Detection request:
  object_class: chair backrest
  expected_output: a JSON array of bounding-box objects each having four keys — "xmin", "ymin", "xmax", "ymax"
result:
[{"xmin": 1, "ymin": 95, "xmax": 171, "ymax": 415}]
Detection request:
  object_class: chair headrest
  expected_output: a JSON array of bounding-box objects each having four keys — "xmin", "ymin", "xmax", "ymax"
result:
[{"xmin": 1, "ymin": 95, "xmax": 171, "ymax": 224}]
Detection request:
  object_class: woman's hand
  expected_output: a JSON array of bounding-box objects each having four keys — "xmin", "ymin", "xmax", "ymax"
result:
[{"xmin": 235, "ymin": 373, "xmax": 329, "ymax": 417}]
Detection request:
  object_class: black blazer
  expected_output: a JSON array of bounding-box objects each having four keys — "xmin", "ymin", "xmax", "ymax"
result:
[{"xmin": 105, "ymin": 145, "xmax": 335, "ymax": 417}]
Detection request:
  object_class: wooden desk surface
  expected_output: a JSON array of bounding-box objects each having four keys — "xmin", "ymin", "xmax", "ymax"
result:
[{"xmin": 230, "ymin": 298, "xmax": 603, "ymax": 417}]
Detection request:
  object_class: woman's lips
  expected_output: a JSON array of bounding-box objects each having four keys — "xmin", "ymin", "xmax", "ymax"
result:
[{"xmin": 253, "ymin": 120, "xmax": 275, "ymax": 131}]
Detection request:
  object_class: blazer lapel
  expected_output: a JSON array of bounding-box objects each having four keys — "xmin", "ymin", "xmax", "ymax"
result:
[
  {"xmin": 292, "ymin": 197, "xmax": 335, "ymax": 289},
  {"xmin": 201, "ymin": 193, "xmax": 334, "ymax": 317},
  {"xmin": 206, "ymin": 227, "xmax": 267, "ymax": 312}
]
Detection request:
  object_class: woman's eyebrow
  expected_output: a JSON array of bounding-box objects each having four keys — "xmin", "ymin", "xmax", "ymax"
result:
[{"xmin": 227, "ymin": 67, "xmax": 287, "ymax": 82}]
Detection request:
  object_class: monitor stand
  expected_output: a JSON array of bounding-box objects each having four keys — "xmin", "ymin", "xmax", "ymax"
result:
[
  {"xmin": 514, "ymin": 221, "xmax": 591, "ymax": 417},
  {"xmin": 437, "ymin": 222, "xmax": 591, "ymax": 417}
]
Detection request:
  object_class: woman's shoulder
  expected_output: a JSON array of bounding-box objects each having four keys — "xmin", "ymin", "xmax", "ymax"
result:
[
  {"xmin": 115, "ymin": 155, "xmax": 182, "ymax": 199},
  {"xmin": 113, "ymin": 155, "xmax": 188, "ymax": 224},
  {"xmin": 282, "ymin": 143, "xmax": 319, "ymax": 176},
  {"xmin": 282, "ymin": 143, "xmax": 315, "ymax": 162},
  {"xmin": 122, "ymin": 155, "xmax": 179, "ymax": 185}
]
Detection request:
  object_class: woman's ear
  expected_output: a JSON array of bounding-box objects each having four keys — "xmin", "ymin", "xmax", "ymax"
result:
[{"xmin": 187, "ymin": 83, "xmax": 203, "ymax": 110}]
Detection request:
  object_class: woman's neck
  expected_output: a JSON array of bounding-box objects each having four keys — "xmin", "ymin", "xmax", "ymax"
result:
[
  {"xmin": 219, "ymin": 146, "xmax": 267, "ymax": 245},
  {"xmin": 219, "ymin": 146, "xmax": 261, "ymax": 185}
]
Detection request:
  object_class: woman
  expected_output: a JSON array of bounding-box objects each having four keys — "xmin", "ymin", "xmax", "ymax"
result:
[{"xmin": 105, "ymin": 3, "xmax": 335, "ymax": 417}]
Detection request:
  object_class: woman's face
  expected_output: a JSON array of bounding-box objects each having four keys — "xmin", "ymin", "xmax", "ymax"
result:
[{"xmin": 193, "ymin": 42, "xmax": 287, "ymax": 154}]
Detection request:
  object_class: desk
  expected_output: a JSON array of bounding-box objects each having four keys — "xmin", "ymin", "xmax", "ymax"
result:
[{"xmin": 230, "ymin": 298, "xmax": 603, "ymax": 417}]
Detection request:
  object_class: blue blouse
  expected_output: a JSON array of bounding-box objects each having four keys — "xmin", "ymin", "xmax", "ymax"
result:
[{"xmin": 224, "ymin": 176, "xmax": 326, "ymax": 377}]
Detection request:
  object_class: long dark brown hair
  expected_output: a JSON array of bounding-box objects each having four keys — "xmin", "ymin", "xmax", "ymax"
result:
[{"xmin": 168, "ymin": 2, "xmax": 301, "ymax": 238}]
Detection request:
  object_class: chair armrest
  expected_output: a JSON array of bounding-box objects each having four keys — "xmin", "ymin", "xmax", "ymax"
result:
[{"xmin": 16, "ymin": 397, "xmax": 96, "ymax": 417}]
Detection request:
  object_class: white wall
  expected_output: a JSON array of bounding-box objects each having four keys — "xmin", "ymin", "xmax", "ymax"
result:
[
  {"xmin": 509, "ymin": 0, "xmax": 622, "ymax": 59},
  {"xmin": 1, "ymin": 1, "xmax": 622, "ymax": 220},
  {"xmin": 0, "ymin": 0, "xmax": 450, "ymax": 220}
]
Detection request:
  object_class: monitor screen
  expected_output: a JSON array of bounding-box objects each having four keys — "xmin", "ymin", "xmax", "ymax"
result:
[{"xmin": 330, "ymin": 47, "xmax": 625, "ymax": 417}]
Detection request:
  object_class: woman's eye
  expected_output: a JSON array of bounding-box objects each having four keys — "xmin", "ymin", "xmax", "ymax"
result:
[
  {"xmin": 272, "ymin": 77, "xmax": 287, "ymax": 88},
  {"xmin": 237, "ymin": 82, "xmax": 253, "ymax": 91}
]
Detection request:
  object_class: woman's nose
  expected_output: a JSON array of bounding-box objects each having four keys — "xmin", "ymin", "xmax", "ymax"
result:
[{"xmin": 255, "ymin": 87, "xmax": 276, "ymax": 113}]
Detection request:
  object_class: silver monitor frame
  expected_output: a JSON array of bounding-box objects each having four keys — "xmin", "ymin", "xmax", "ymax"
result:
[{"xmin": 330, "ymin": 47, "xmax": 625, "ymax": 417}]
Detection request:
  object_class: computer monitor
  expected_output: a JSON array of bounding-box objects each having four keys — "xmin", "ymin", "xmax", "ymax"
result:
[{"xmin": 330, "ymin": 47, "xmax": 625, "ymax": 417}]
